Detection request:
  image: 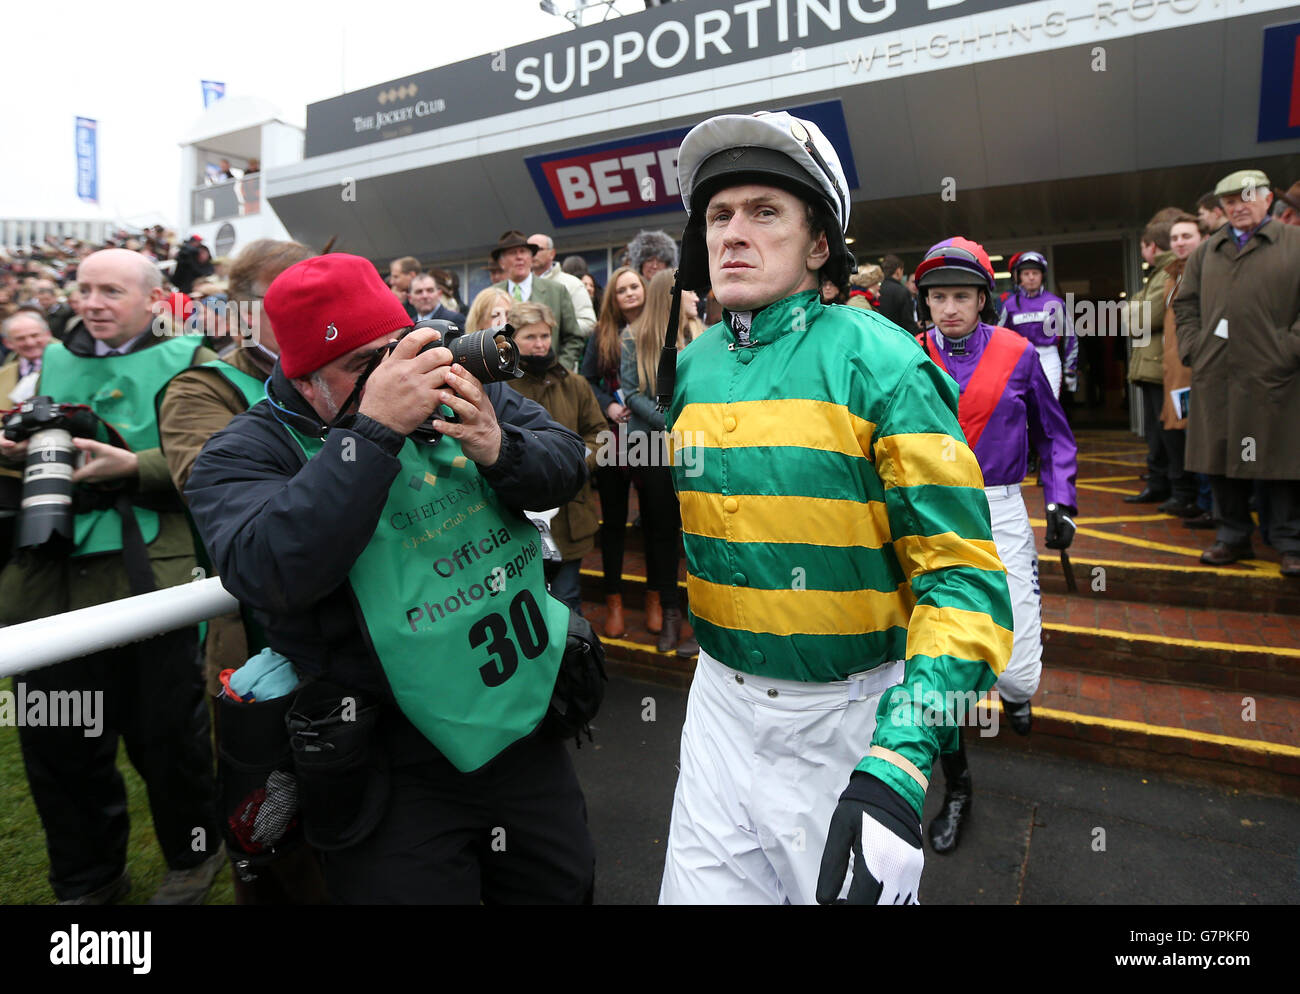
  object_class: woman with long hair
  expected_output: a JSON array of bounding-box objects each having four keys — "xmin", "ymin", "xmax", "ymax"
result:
[
  {"xmin": 581, "ymin": 266, "xmax": 646, "ymax": 637},
  {"xmin": 581, "ymin": 273, "xmax": 602, "ymax": 313},
  {"xmin": 620, "ymin": 269, "xmax": 702, "ymax": 655},
  {"xmin": 464, "ymin": 287, "xmax": 512, "ymax": 334}
]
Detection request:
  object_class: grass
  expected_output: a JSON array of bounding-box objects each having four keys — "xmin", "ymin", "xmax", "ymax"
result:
[{"xmin": 0, "ymin": 677, "xmax": 235, "ymax": 905}]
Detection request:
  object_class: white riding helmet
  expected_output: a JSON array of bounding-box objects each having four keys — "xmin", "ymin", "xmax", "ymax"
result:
[{"xmin": 674, "ymin": 111, "xmax": 854, "ymax": 292}]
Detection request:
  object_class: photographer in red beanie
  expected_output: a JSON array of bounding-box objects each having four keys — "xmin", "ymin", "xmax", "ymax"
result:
[{"xmin": 185, "ymin": 254, "xmax": 595, "ymax": 904}]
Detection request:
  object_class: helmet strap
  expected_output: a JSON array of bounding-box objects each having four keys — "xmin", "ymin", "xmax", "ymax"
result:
[{"xmin": 655, "ymin": 274, "xmax": 684, "ymax": 412}]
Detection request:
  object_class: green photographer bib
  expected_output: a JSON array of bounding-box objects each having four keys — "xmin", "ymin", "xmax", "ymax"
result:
[
  {"xmin": 199, "ymin": 358, "xmax": 268, "ymax": 408},
  {"xmin": 38, "ymin": 335, "xmax": 203, "ymax": 558},
  {"xmin": 285, "ymin": 425, "xmax": 569, "ymax": 772}
]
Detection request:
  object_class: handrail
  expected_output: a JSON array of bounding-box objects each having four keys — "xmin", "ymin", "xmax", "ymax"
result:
[{"xmin": 0, "ymin": 577, "xmax": 239, "ymax": 678}]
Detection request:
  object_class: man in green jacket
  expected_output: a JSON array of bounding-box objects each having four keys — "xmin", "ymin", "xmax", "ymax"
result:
[
  {"xmin": 492, "ymin": 230, "xmax": 586, "ymax": 372},
  {"xmin": 659, "ymin": 113, "xmax": 1013, "ymax": 905},
  {"xmin": 1124, "ymin": 220, "xmax": 1187, "ymax": 510},
  {"xmin": 0, "ymin": 249, "xmax": 222, "ymax": 905}
]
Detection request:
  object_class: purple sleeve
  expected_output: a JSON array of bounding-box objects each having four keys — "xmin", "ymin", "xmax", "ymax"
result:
[
  {"xmin": 1058, "ymin": 300, "xmax": 1078, "ymax": 377},
  {"xmin": 1024, "ymin": 350, "xmax": 1078, "ymax": 513}
]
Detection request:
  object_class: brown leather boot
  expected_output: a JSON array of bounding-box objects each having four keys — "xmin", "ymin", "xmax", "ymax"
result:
[
  {"xmin": 603, "ymin": 594, "xmax": 626, "ymax": 638},
  {"xmin": 657, "ymin": 606, "xmax": 682, "ymax": 653},
  {"xmin": 676, "ymin": 616, "xmax": 699, "ymax": 657},
  {"xmin": 644, "ymin": 590, "xmax": 663, "ymax": 634}
]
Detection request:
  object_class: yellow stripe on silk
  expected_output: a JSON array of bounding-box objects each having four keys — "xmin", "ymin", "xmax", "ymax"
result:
[
  {"xmin": 873, "ymin": 433, "xmax": 985, "ymax": 490},
  {"xmin": 674, "ymin": 399, "xmax": 876, "ymax": 458},
  {"xmin": 905, "ymin": 604, "xmax": 1013, "ymax": 676},
  {"xmin": 892, "ymin": 533, "xmax": 1004, "ymax": 577},
  {"xmin": 678, "ymin": 491, "xmax": 892, "ymax": 548},
  {"xmin": 687, "ymin": 575, "xmax": 916, "ymax": 637}
]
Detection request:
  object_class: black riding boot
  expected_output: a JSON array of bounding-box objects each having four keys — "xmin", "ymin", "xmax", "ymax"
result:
[
  {"xmin": 1002, "ymin": 697, "xmax": 1033, "ymax": 736},
  {"xmin": 927, "ymin": 739, "xmax": 972, "ymax": 854}
]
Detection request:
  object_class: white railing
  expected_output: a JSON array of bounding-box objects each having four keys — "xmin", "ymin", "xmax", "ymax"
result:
[{"xmin": 0, "ymin": 577, "xmax": 238, "ymax": 679}]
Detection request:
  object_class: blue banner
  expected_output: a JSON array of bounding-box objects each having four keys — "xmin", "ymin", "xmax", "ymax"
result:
[
  {"xmin": 201, "ymin": 80, "xmax": 226, "ymax": 108},
  {"xmin": 75, "ymin": 117, "xmax": 97, "ymax": 204},
  {"xmin": 1258, "ymin": 21, "xmax": 1300, "ymax": 143}
]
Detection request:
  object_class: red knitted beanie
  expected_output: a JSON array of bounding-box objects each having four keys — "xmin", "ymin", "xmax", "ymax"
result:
[{"xmin": 264, "ymin": 254, "xmax": 412, "ymax": 378}]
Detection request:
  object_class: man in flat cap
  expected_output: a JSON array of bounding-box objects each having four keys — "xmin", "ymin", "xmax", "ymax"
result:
[{"xmin": 1173, "ymin": 170, "xmax": 1300, "ymax": 577}]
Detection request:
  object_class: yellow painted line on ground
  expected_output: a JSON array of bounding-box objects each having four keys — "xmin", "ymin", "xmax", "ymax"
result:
[
  {"xmin": 599, "ymin": 648, "xmax": 1300, "ymax": 756},
  {"xmin": 1078, "ymin": 455, "xmax": 1148, "ymax": 467},
  {"xmin": 970, "ymin": 699, "xmax": 1300, "ymax": 757},
  {"xmin": 1070, "ymin": 529, "xmax": 1282, "ymax": 575},
  {"xmin": 1042, "ymin": 621, "xmax": 1300, "ymax": 657},
  {"xmin": 1077, "ymin": 482, "xmax": 1144, "ymax": 495},
  {"xmin": 1031, "ymin": 514, "xmax": 1170, "ymax": 527},
  {"xmin": 1048, "ymin": 555, "xmax": 1284, "ymax": 579},
  {"xmin": 1073, "ymin": 526, "xmax": 1214, "ymax": 558},
  {"xmin": 599, "ymin": 634, "xmax": 686, "ymax": 657},
  {"xmin": 580, "ymin": 567, "xmax": 688, "ymax": 590},
  {"xmin": 1078, "ymin": 475, "xmax": 1143, "ymax": 484}
]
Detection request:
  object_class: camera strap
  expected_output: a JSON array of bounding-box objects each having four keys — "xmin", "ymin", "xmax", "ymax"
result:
[
  {"xmin": 114, "ymin": 493, "xmax": 157, "ymax": 595},
  {"xmin": 323, "ymin": 350, "xmax": 386, "ymax": 435}
]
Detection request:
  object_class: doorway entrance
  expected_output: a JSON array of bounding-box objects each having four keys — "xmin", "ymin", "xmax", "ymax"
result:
[{"xmin": 1050, "ymin": 238, "xmax": 1130, "ymax": 428}]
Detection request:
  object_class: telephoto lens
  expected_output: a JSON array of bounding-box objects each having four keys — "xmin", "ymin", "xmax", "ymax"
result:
[
  {"xmin": 409, "ymin": 319, "xmax": 522, "ymax": 384},
  {"xmin": 3, "ymin": 397, "xmax": 81, "ymax": 550},
  {"xmin": 443, "ymin": 329, "xmax": 523, "ymax": 383},
  {"xmin": 395, "ymin": 321, "xmax": 524, "ymax": 445},
  {"xmin": 4, "ymin": 396, "xmax": 101, "ymax": 550},
  {"xmin": 18, "ymin": 428, "xmax": 78, "ymax": 549}
]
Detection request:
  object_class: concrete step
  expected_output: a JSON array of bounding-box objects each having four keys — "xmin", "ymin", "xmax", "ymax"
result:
[
  {"xmin": 582, "ymin": 599, "xmax": 1300, "ymax": 800},
  {"xmin": 580, "ymin": 567, "xmax": 1300, "ymax": 697},
  {"xmin": 577, "ymin": 587, "xmax": 1300, "ymax": 799},
  {"xmin": 599, "ymin": 519, "xmax": 1300, "ymax": 616}
]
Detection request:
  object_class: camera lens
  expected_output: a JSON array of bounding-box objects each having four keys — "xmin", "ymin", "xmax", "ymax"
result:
[
  {"xmin": 447, "ymin": 330, "xmax": 522, "ymax": 383},
  {"xmin": 17, "ymin": 428, "xmax": 78, "ymax": 550}
]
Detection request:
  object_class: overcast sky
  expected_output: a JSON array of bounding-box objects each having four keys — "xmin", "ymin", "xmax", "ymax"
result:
[{"xmin": 0, "ymin": 0, "xmax": 645, "ymax": 227}]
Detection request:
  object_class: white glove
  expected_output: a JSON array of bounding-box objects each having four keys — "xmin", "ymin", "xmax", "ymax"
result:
[{"xmin": 816, "ymin": 773, "xmax": 923, "ymax": 904}]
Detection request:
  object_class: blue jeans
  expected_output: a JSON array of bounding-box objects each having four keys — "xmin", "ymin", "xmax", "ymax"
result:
[{"xmin": 545, "ymin": 559, "xmax": 584, "ymax": 613}]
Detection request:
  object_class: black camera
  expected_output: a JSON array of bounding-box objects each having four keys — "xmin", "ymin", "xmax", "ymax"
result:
[
  {"xmin": 3, "ymin": 396, "xmax": 99, "ymax": 550},
  {"xmin": 403, "ymin": 319, "xmax": 522, "ymax": 384},
  {"xmin": 394, "ymin": 320, "xmax": 522, "ymax": 445}
]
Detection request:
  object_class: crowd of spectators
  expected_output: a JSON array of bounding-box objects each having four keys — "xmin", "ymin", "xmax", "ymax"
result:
[{"xmin": 2, "ymin": 160, "xmax": 1297, "ymax": 907}]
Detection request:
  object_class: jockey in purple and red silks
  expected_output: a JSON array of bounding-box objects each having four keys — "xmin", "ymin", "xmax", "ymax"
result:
[
  {"xmin": 998, "ymin": 251, "xmax": 1078, "ymax": 399},
  {"xmin": 913, "ymin": 236, "xmax": 1079, "ymax": 857}
]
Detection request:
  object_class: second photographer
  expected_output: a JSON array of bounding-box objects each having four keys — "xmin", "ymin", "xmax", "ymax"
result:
[
  {"xmin": 0, "ymin": 248, "xmax": 222, "ymax": 906},
  {"xmin": 184, "ymin": 254, "xmax": 596, "ymax": 904}
]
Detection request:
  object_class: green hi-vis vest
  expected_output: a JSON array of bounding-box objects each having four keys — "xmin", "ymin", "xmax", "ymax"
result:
[
  {"xmin": 199, "ymin": 357, "xmax": 267, "ymax": 408},
  {"xmin": 38, "ymin": 335, "xmax": 204, "ymax": 558},
  {"xmin": 284, "ymin": 425, "xmax": 570, "ymax": 772}
]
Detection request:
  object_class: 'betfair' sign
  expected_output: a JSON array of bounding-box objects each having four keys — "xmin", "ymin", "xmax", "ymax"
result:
[{"xmin": 525, "ymin": 100, "xmax": 858, "ymax": 227}]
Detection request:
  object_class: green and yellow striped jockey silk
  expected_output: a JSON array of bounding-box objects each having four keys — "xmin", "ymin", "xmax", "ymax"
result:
[{"xmin": 667, "ymin": 290, "xmax": 1014, "ymax": 815}]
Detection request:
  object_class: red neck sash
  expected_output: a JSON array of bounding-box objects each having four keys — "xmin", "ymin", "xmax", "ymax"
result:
[{"xmin": 921, "ymin": 327, "xmax": 1026, "ymax": 448}]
